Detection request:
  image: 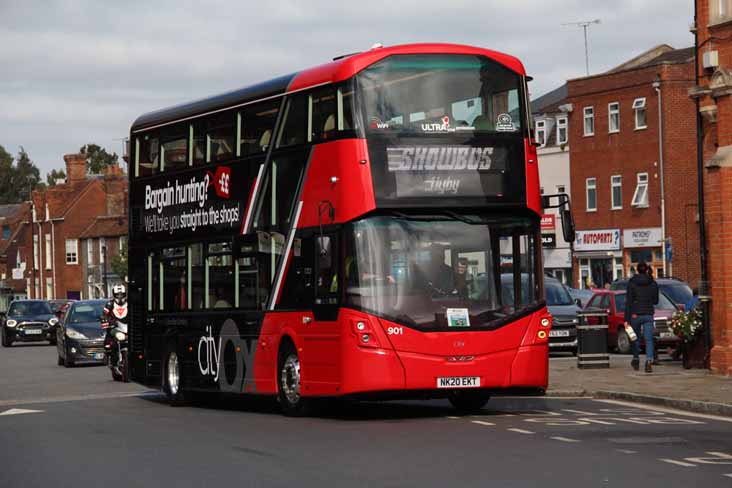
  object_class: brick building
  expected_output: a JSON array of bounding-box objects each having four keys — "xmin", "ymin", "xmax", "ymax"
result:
[
  {"xmin": 566, "ymin": 45, "xmax": 700, "ymax": 289},
  {"xmin": 2, "ymin": 154, "xmax": 128, "ymax": 301},
  {"xmin": 0, "ymin": 203, "xmax": 31, "ymax": 310},
  {"xmin": 532, "ymin": 83, "xmax": 573, "ymax": 284},
  {"xmin": 691, "ymin": 0, "xmax": 732, "ymax": 374}
]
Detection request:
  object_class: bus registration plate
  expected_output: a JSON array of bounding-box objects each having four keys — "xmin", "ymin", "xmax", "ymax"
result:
[{"xmin": 437, "ymin": 377, "xmax": 480, "ymax": 388}]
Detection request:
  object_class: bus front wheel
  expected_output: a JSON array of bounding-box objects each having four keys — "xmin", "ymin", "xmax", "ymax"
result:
[
  {"xmin": 448, "ymin": 391, "xmax": 490, "ymax": 413},
  {"xmin": 277, "ymin": 341, "xmax": 313, "ymax": 417}
]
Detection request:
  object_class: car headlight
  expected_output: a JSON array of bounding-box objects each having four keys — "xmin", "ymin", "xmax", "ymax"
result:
[
  {"xmin": 114, "ymin": 332, "xmax": 126, "ymax": 341},
  {"xmin": 6, "ymin": 320, "xmax": 17, "ymax": 328},
  {"xmin": 66, "ymin": 328, "xmax": 87, "ymax": 340},
  {"xmin": 49, "ymin": 318, "xmax": 58, "ymax": 326}
]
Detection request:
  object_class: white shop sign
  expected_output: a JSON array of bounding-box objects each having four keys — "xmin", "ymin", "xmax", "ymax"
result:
[
  {"xmin": 574, "ymin": 229, "xmax": 621, "ymax": 251},
  {"xmin": 623, "ymin": 227, "xmax": 663, "ymax": 248}
]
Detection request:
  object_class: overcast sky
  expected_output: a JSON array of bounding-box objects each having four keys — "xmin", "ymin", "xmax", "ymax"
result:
[{"xmin": 0, "ymin": 0, "xmax": 694, "ymax": 176}]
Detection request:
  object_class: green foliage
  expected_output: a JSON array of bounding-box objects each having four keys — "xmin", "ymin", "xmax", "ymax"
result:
[
  {"xmin": 671, "ymin": 308, "xmax": 703, "ymax": 343},
  {"xmin": 110, "ymin": 239, "xmax": 128, "ymax": 281},
  {"xmin": 46, "ymin": 168, "xmax": 66, "ymax": 187},
  {"xmin": 80, "ymin": 143, "xmax": 119, "ymax": 174},
  {"xmin": 0, "ymin": 145, "xmax": 42, "ymax": 204}
]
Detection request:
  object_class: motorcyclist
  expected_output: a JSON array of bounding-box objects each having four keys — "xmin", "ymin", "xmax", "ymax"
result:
[{"xmin": 103, "ymin": 284, "xmax": 128, "ymax": 357}]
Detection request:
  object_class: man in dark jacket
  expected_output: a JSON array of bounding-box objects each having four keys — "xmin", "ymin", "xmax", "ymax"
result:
[{"xmin": 624, "ymin": 262, "xmax": 659, "ymax": 372}]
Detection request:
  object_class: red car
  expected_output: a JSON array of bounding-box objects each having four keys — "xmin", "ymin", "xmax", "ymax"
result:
[{"xmin": 585, "ymin": 290, "xmax": 680, "ymax": 354}]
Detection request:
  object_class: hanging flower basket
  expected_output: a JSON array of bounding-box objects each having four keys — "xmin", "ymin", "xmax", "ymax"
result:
[{"xmin": 670, "ymin": 308, "xmax": 706, "ymax": 369}]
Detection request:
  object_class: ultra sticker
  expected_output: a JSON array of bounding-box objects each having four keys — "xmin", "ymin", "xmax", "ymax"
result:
[
  {"xmin": 446, "ymin": 308, "xmax": 470, "ymax": 327},
  {"xmin": 496, "ymin": 113, "xmax": 516, "ymax": 132}
]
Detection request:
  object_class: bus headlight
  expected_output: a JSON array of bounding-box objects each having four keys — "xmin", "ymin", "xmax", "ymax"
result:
[{"xmin": 540, "ymin": 318, "xmax": 550, "ymax": 327}]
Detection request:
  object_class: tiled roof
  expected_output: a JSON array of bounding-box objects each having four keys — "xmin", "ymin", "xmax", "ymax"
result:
[
  {"xmin": 634, "ymin": 47, "xmax": 694, "ymax": 69},
  {"xmin": 531, "ymin": 84, "xmax": 568, "ymax": 115},
  {"xmin": 0, "ymin": 204, "xmax": 23, "ymax": 219},
  {"xmin": 79, "ymin": 215, "xmax": 127, "ymax": 239}
]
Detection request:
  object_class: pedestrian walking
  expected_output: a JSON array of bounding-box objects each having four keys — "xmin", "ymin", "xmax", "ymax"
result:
[{"xmin": 624, "ymin": 262, "xmax": 659, "ymax": 373}]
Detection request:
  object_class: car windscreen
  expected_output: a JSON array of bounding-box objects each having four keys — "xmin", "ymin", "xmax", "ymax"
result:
[
  {"xmin": 69, "ymin": 302, "xmax": 105, "ymax": 324},
  {"xmin": 660, "ymin": 283, "xmax": 693, "ymax": 305},
  {"xmin": 8, "ymin": 301, "xmax": 52, "ymax": 316},
  {"xmin": 545, "ymin": 281, "xmax": 574, "ymax": 306}
]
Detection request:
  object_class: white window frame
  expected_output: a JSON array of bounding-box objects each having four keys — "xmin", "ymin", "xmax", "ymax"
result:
[
  {"xmin": 65, "ymin": 239, "xmax": 78, "ymax": 265},
  {"xmin": 45, "ymin": 234, "xmax": 52, "ymax": 270},
  {"xmin": 535, "ymin": 120, "xmax": 546, "ymax": 147},
  {"xmin": 45, "ymin": 277, "xmax": 53, "ymax": 300},
  {"xmin": 87, "ymin": 239, "xmax": 95, "ymax": 266},
  {"xmin": 99, "ymin": 237, "xmax": 106, "ymax": 264},
  {"xmin": 608, "ymin": 102, "xmax": 620, "ymax": 133},
  {"xmin": 556, "ymin": 116, "xmax": 568, "ymax": 145},
  {"xmin": 611, "ymin": 175, "xmax": 623, "ymax": 210},
  {"xmin": 33, "ymin": 234, "xmax": 39, "ymax": 270},
  {"xmin": 583, "ymin": 107, "xmax": 594, "ymax": 136},
  {"xmin": 633, "ymin": 98, "xmax": 647, "ymax": 130},
  {"xmin": 586, "ymin": 177, "xmax": 597, "ymax": 212},
  {"xmin": 712, "ymin": 0, "xmax": 732, "ymax": 22},
  {"xmin": 631, "ymin": 172, "xmax": 649, "ymax": 208}
]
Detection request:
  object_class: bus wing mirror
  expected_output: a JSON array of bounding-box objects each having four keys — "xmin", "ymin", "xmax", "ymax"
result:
[
  {"xmin": 317, "ymin": 236, "xmax": 332, "ymax": 268},
  {"xmin": 561, "ymin": 208, "xmax": 576, "ymax": 243}
]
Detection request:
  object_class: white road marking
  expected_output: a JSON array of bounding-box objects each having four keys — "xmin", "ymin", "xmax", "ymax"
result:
[
  {"xmin": 596, "ymin": 399, "xmax": 732, "ymax": 423},
  {"xmin": 659, "ymin": 459, "xmax": 697, "ymax": 467},
  {"xmin": 617, "ymin": 449, "xmax": 637, "ymax": 454},
  {"xmin": 446, "ymin": 416, "xmax": 460, "ymax": 419},
  {"xmin": 723, "ymin": 474, "xmax": 732, "ymax": 478},
  {"xmin": 508, "ymin": 428, "xmax": 535, "ymax": 434},
  {"xmin": 562, "ymin": 409, "xmax": 597, "ymax": 416},
  {"xmin": 0, "ymin": 408, "xmax": 43, "ymax": 416},
  {"xmin": 471, "ymin": 420, "xmax": 495, "ymax": 426},
  {"xmin": 0, "ymin": 391, "xmax": 159, "ymax": 407},
  {"xmin": 550, "ymin": 436, "xmax": 580, "ymax": 443}
]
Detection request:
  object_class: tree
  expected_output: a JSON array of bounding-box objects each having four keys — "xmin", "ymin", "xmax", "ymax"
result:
[
  {"xmin": 80, "ymin": 143, "xmax": 118, "ymax": 174},
  {"xmin": 0, "ymin": 145, "xmax": 42, "ymax": 204},
  {"xmin": 110, "ymin": 238, "xmax": 128, "ymax": 282},
  {"xmin": 46, "ymin": 168, "xmax": 66, "ymax": 187}
]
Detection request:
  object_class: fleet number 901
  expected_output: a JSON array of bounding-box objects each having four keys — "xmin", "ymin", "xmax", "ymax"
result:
[{"xmin": 387, "ymin": 327, "xmax": 403, "ymax": 335}]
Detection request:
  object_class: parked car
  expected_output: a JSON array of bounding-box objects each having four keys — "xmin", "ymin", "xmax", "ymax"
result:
[
  {"xmin": 585, "ymin": 290, "xmax": 680, "ymax": 354},
  {"xmin": 566, "ymin": 287, "xmax": 594, "ymax": 308},
  {"xmin": 544, "ymin": 277, "xmax": 581, "ymax": 354},
  {"xmin": 56, "ymin": 299, "xmax": 108, "ymax": 367},
  {"xmin": 1, "ymin": 300, "xmax": 58, "ymax": 347},
  {"xmin": 610, "ymin": 277, "xmax": 693, "ymax": 309}
]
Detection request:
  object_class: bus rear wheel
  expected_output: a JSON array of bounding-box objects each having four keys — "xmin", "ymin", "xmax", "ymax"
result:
[
  {"xmin": 277, "ymin": 342, "xmax": 313, "ymax": 417},
  {"xmin": 448, "ymin": 391, "xmax": 490, "ymax": 413}
]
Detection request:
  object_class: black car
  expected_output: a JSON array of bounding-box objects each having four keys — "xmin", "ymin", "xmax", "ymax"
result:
[
  {"xmin": 56, "ymin": 300, "xmax": 107, "ymax": 367},
  {"xmin": 610, "ymin": 277, "xmax": 694, "ymax": 308},
  {"xmin": 1, "ymin": 300, "xmax": 58, "ymax": 347}
]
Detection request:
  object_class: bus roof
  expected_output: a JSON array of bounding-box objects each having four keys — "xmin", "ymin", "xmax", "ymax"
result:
[{"xmin": 131, "ymin": 43, "xmax": 526, "ymax": 133}]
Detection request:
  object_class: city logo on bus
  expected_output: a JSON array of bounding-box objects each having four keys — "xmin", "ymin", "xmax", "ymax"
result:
[{"xmin": 198, "ymin": 325, "xmax": 222, "ymax": 381}]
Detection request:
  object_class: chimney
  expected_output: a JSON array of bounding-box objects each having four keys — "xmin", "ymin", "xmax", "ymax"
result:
[
  {"xmin": 64, "ymin": 153, "xmax": 87, "ymax": 183},
  {"xmin": 103, "ymin": 164, "xmax": 127, "ymax": 216}
]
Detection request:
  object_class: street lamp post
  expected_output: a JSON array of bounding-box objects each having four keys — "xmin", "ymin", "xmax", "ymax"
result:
[{"xmin": 653, "ymin": 77, "xmax": 668, "ymax": 277}]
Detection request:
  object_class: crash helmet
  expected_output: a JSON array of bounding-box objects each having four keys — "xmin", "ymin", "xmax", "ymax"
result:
[{"xmin": 112, "ymin": 284, "xmax": 127, "ymax": 305}]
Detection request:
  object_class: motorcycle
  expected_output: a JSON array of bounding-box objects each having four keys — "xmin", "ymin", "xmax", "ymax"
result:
[{"xmin": 103, "ymin": 305, "xmax": 129, "ymax": 383}]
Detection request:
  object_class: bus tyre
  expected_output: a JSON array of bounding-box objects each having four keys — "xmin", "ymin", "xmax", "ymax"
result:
[
  {"xmin": 617, "ymin": 330, "xmax": 631, "ymax": 355},
  {"xmin": 448, "ymin": 391, "xmax": 490, "ymax": 413},
  {"xmin": 163, "ymin": 349, "xmax": 188, "ymax": 406},
  {"xmin": 277, "ymin": 342, "xmax": 313, "ymax": 417}
]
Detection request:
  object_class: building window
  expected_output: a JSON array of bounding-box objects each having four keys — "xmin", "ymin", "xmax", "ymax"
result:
[
  {"xmin": 535, "ymin": 120, "xmax": 546, "ymax": 146},
  {"xmin": 46, "ymin": 278, "xmax": 53, "ymax": 300},
  {"xmin": 608, "ymin": 102, "xmax": 620, "ymax": 133},
  {"xmin": 99, "ymin": 237, "xmax": 106, "ymax": 264},
  {"xmin": 1, "ymin": 225, "xmax": 9, "ymax": 240},
  {"xmin": 631, "ymin": 173, "xmax": 649, "ymax": 207},
  {"xmin": 87, "ymin": 239, "xmax": 95, "ymax": 266},
  {"xmin": 583, "ymin": 107, "xmax": 594, "ymax": 136},
  {"xmin": 586, "ymin": 177, "xmax": 597, "ymax": 211},
  {"xmin": 611, "ymin": 175, "xmax": 622, "ymax": 210},
  {"xmin": 633, "ymin": 98, "xmax": 647, "ymax": 129},
  {"xmin": 712, "ymin": 0, "xmax": 732, "ymax": 22},
  {"xmin": 33, "ymin": 234, "xmax": 39, "ymax": 270},
  {"xmin": 45, "ymin": 234, "xmax": 52, "ymax": 270},
  {"xmin": 65, "ymin": 239, "xmax": 78, "ymax": 264},
  {"xmin": 556, "ymin": 116, "xmax": 568, "ymax": 145}
]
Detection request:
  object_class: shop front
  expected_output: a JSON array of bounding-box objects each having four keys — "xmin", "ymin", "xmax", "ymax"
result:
[
  {"xmin": 541, "ymin": 214, "xmax": 572, "ymax": 284},
  {"xmin": 623, "ymin": 227, "xmax": 664, "ymax": 278},
  {"xmin": 574, "ymin": 229, "xmax": 622, "ymax": 289}
]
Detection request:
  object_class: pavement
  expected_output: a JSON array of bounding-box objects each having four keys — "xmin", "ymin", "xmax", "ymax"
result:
[{"xmin": 549, "ymin": 352, "xmax": 732, "ymax": 417}]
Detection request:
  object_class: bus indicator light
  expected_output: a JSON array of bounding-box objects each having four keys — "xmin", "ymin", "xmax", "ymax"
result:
[{"xmin": 537, "ymin": 330, "xmax": 547, "ymax": 339}]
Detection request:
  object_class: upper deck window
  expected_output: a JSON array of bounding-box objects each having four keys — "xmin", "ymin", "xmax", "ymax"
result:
[
  {"xmin": 357, "ymin": 54, "xmax": 523, "ymax": 135},
  {"xmin": 136, "ymin": 133, "xmax": 160, "ymax": 177},
  {"xmin": 238, "ymin": 100, "xmax": 280, "ymax": 157}
]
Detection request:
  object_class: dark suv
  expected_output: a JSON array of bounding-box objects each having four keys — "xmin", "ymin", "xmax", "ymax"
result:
[
  {"xmin": 1, "ymin": 300, "xmax": 58, "ymax": 347},
  {"xmin": 610, "ymin": 277, "xmax": 694, "ymax": 308}
]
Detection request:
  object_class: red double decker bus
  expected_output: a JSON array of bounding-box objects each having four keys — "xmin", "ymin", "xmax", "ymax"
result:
[{"xmin": 127, "ymin": 43, "xmax": 573, "ymax": 415}]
